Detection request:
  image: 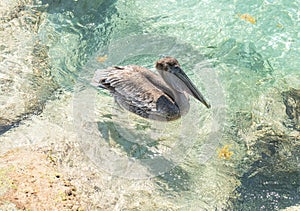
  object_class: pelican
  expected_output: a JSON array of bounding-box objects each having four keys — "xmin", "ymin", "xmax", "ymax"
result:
[{"xmin": 92, "ymin": 57, "xmax": 211, "ymax": 121}]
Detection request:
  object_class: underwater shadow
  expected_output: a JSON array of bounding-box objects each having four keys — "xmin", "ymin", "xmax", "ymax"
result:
[{"xmin": 97, "ymin": 120, "xmax": 191, "ymax": 192}]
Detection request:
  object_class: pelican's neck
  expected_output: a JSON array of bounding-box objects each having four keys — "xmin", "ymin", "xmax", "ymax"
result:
[
  {"xmin": 156, "ymin": 69, "xmax": 191, "ymax": 116},
  {"xmin": 172, "ymin": 91, "xmax": 190, "ymax": 116}
]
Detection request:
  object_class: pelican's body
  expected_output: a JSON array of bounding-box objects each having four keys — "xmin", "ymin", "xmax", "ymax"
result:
[{"xmin": 92, "ymin": 57, "xmax": 210, "ymax": 121}]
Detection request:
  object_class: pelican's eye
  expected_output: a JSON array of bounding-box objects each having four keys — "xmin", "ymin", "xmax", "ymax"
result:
[
  {"xmin": 168, "ymin": 64, "xmax": 180, "ymax": 74},
  {"xmin": 168, "ymin": 62, "xmax": 176, "ymax": 66}
]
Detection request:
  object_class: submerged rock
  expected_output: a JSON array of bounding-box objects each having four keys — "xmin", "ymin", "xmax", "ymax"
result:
[
  {"xmin": 282, "ymin": 88, "xmax": 300, "ymax": 131},
  {"xmin": 0, "ymin": 0, "xmax": 57, "ymax": 134},
  {"xmin": 230, "ymin": 88, "xmax": 300, "ymax": 210}
]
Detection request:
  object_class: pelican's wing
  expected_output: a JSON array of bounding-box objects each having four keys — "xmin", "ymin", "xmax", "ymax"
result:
[{"xmin": 92, "ymin": 66, "xmax": 178, "ymax": 120}]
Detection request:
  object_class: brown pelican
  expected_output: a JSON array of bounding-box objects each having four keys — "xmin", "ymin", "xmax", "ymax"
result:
[{"xmin": 92, "ymin": 57, "xmax": 211, "ymax": 121}]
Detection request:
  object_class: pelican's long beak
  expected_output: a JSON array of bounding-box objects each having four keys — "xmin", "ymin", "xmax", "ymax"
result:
[{"xmin": 172, "ymin": 66, "xmax": 211, "ymax": 109}]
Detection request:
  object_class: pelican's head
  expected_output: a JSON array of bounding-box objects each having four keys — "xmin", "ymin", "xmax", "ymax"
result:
[
  {"xmin": 156, "ymin": 57, "xmax": 211, "ymax": 109},
  {"xmin": 156, "ymin": 57, "xmax": 181, "ymax": 72}
]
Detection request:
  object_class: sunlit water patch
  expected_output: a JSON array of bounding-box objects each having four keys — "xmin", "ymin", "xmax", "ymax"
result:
[{"xmin": 37, "ymin": 0, "xmax": 118, "ymax": 88}]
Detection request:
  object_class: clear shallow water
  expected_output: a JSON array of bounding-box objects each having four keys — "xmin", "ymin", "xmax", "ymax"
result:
[
  {"xmin": 74, "ymin": 34, "xmax": 225, "ymax": 180},
  {"xmin": 35, "ymin": 0, "xmax": 300, "ymax": 209}
]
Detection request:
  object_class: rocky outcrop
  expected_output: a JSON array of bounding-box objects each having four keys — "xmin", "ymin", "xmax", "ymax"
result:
[
  {"xmin": 0, "ymin": 0, "xmax": 57, "ymax": 134},
  {"xmin": 0, "ymin": 148, "xmax": 83, "ymax": 210}
]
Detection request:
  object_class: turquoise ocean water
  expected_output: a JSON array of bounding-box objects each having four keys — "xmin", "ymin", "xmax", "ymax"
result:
[{"xmin": 36, "ymin": 0, "xmax": 299, "ymax": 209}]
